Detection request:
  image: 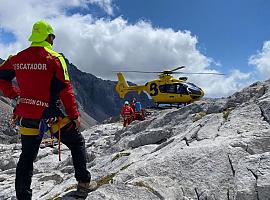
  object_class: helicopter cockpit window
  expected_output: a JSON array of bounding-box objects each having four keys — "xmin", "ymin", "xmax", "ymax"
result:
[
  {"xmin": 159, "ymin": 84, "xmax": 175, "ymax": 93},
  {"xmin": 159, "ymin": 84, "xmax": 188, "ymax": 94},
  {"xmin": 184, "ymin": 82, "xmax": 201, "ymax": 91},
  {"xmin": 176, "ymin": 84, "xmax": 188, "ymax": 94},
  {"xmin": 186, "ymin": 82, "xmax": 198, "ymax": 88},
  {"xmin": 167, "ymin": 84, "xmax": 176, "ymax": 93},
  {"xmin": 159, "ymin": 85, "xmax": 165, "ymax": 93}
]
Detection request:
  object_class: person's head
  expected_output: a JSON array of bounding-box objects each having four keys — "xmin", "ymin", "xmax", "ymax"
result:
[
  {"xmin": 46, "ymin": 34, "xmax": 55, "ymax": 45},
  {"xmin": 124, "ymin": 101, "xmax": 129, "ymax": 106},
  {"xmin": 28, "ymin": 20, "xmax": 55, "ymax": 45},
  {"xmin": 132, "ymin": 98, "xmax": 136, "ymax": 102}
]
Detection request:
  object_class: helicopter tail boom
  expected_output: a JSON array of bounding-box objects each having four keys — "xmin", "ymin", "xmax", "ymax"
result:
[
  {"xmin": 116, "ymin": 72, "xmax": 146, "ymax": 98},
  {"xmin": 116, "ymin": 72, "xmax": 130, "ymax": 98}
]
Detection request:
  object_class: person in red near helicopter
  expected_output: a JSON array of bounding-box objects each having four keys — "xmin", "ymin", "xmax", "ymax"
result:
[
  {"xmin": 130, "ymin": 98, "xmax": 145, "ymax": 121},
  {"xmin": 120, "ymin": 101, "xmax": 134, "ymax": 127},
  {"xmin": 131, "ymin": 97, "xmax": 136, "ymax": 112}
]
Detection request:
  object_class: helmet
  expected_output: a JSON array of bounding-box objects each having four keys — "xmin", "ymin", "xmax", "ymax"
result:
[
  {"xmin": 124, "ymin": 101, "xmax": 129, "ymax": 105},
  {"xmin": 28, "ymin": 20, "xmax": 55, "ymax": 42}
]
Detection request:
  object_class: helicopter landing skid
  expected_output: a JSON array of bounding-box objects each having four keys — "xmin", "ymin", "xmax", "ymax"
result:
[{"xmin": 150, "ymin": 102, "xmax": 188, "ymax": 109}]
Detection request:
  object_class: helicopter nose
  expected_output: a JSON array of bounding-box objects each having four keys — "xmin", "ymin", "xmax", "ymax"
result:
[
  {"xmin": 200, "ymin": 89, "xmax": 204, "ymax": 97},
  {"xmin": 188, "ymin": 87, "xmax": 204, "ymax": 100}
]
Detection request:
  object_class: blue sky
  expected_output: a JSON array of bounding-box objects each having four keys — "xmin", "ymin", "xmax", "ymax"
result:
[
  {"xmin": 0, "ymin": 0, "xmax": 270, "ymax": 97},
  {"xmin": 114, "ymin": 0, "xmax": 270, "ymax": 75},
  {"xmin": 0, "ymin": 28, "xmax": 16, "ymax": 43}
]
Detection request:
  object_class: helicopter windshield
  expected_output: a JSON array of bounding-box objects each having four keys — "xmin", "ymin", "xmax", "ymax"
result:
[
  {"xmin": 183, "ymin": 82, "xmax": 200, "ymax": 91},
  {"xmin": 182, "ymin": 82, "xmax": 202, "ymax": 97}
]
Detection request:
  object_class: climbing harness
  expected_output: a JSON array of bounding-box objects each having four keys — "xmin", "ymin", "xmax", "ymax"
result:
[{"xmin": 12, "ymin": 115, "xmax": 71, "ymax": 161}]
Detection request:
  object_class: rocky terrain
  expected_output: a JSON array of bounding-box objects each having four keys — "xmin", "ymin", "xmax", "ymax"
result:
[
  {"xmin": 0, "ymin": 97, "xmax": 18, "ymax": 144},
  {"xmin": 0, "ymin": 79, "xmax": 270, "ymax": 199}
]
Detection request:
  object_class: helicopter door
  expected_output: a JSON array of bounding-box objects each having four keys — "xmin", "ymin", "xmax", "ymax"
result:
[
  {"xmin": 176, "ymin": 83, "xmax": 188, "ymax": 95},
  {"xmin": 167, "ymin": 85, "xmax": 176, "ymax": 99},
  {"xmin": 167, "ymin": 84, "xmax": 176, "ymax": 93},
  {"xmin": 159, "ymin": 84, "xmax": 176, "ymax": 101},
  {"xmin": 159, "ymin": 84, "xmax": 176, "ymax": 93}
]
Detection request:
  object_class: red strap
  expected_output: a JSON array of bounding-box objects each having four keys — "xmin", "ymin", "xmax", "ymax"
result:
[{"xmin": 58, "ymin": 117, "xmax": 61, "ymax": 161}]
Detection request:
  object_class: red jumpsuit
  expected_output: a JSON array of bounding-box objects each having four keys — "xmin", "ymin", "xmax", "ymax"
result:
[{"xmin": 121, "ymin": 105, "xmax": 134, "ymax": 127}]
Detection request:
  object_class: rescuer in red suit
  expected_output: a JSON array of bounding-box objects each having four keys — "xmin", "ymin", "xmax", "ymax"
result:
[
  {"xmin": 121, "ymin": 101, "xmax": 134, "ymax": 127},
  {"xmin": 0, "ymin": 20, "xmax": 97, "ymax": 199}
]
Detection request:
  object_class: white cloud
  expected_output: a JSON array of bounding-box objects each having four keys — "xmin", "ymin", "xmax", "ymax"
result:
[
  {"xmin": 0, "ymin": 0, "xmax": 252, "ymax": 98},
  {"xmin": 189, "ymin": 69, "xmax": 253, "ymax": 98},
  {"xmin": 249, "ymin": 41, "xmax": 270, "ymax": 79}
]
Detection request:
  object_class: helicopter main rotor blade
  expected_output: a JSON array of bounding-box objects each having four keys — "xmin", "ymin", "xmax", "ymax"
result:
[
  {"xmin": 171, "ymin": 66, "xmax": 185, "ymax": 72},
  {"xmin": 113, "ymin": 66, "xmax": 186, "ymax": 74},
  {"xmin": 172, "ymin": 72, "xmax": 225, "ymax": 75},
  {"xmin": 112, "ymin": 70, "xmax": 163, "ymax": 73}
]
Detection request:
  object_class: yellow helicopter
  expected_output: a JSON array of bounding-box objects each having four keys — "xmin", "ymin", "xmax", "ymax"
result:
[{"xmin": 115, "ymin": 66, "xmax": 224, "ymax": 106}]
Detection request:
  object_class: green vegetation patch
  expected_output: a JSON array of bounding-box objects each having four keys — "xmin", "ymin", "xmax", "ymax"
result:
[
  {"xmin": 112, "ymin": 152, "xmax": 131, "ymax": 162},
  {"xmin": 223, "ymin": 108, "xmax": 234, "ymax": 121},
  {"xmin": 134, "ymin": 181, "xmax": 164, "ymax": 199},
  {"xmin": 193, "ymin": 112, "xmax": 207, "ymax": 122},
  {"xmin": 50, "ymin": 172, "xmax": 120, "ymax": 199},
  {"xmin": 120, "ymin": 163, "xmax": 133, "ymax": 171},
  {"xmin": 96, "ymin": 173, "xmax": 117, "ymax": 187},
  {"xmin": 134, "ymin": 181, "xmax": 155, "ymax": 193}
]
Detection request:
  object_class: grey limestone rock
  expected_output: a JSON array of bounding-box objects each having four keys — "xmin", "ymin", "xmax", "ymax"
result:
[{"xmin": 1, "ymin": 79, "xmax": 270, "ymax": 199}]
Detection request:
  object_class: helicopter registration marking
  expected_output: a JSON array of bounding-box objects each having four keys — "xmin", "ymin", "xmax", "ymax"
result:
[{"xmin": 150, "ymin": 83, "xmax": 158, "ymax": 96}]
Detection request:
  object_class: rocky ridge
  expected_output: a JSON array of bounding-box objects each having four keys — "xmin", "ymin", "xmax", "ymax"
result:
[{"xmin": 0, "ymin": 79, "xmax": 270, "ymax": 199}]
